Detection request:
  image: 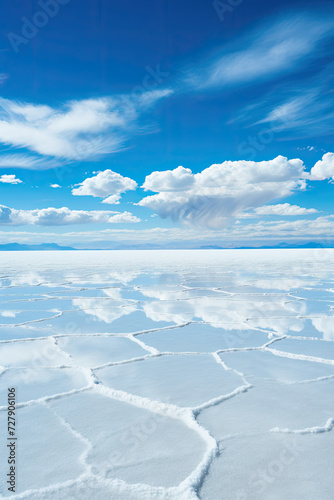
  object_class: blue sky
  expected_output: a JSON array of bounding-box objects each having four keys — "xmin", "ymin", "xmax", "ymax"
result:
[{"xmin": 0, "ymin": 0, "xmax": 334, "ymax": 248}]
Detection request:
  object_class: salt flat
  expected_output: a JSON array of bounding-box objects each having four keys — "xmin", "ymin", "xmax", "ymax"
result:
[{"xmin": 0, "ymin": 249, "xmax": 333, "ymax": 499}]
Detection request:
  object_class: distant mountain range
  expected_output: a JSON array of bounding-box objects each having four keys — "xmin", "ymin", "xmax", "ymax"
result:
[
  {"xmin": 0, "ymin": 243, "xmax": 75, "ymax": 251},
  {"xmin": 0, "ymin": 242, "xmax": 333, "ymax": 251},
  {"xmin": 200, "ymin": 242, "xmax": 334, "ymax": 250}
]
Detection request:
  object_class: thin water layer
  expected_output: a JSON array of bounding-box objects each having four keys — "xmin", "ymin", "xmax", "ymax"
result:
[{"xmin": 0, "ymin": 249, "xmax": 333, "ymax": 499}]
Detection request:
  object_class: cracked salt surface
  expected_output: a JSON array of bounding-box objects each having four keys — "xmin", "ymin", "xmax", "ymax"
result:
[
  {"xmin": 0, "ymin": 249, "xmax": 333, "ymax": 499},
  {"xmin": 137, "ymin": 323, "xmax": 274, "ymax": 352},
  {"xmin": 197, "ymin": 378, "xmax": 334, "ymax": 438},
  {"xmin": 0, "ymin": 367, "xmax": 89, "ymax": 404},
  {"xmin": 270, "ymin": 338, "xmax": 334, "ymax": 360},
  {"xmin": 56, "ymin": 336, "xmax": 148, "ymax": 367},
  {"xmin": 98, "ymin": 354, "xmax": 245, "ymax": 407},
  {"xmin": 49, "ymin": 391, "xmax": 207, "ymax": 488},
  {"xmin": 219, "ymin": 349, "xmax": 334, "ymax": 382},
  {"xmin": 199, "ymin": 432, "xmax": 334, "ymax": 500}
]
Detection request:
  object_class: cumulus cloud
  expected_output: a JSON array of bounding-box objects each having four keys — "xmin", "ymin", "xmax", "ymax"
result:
[
  {"xmin": 142, "ymin": 293, "xmax": 306, "ymax": 329},
  {"xmin": 102, "ymin": 195, "xmax": 123, "ymax": 204},
  {"xmin": 309, "ymin": 152, "xmax": 334, "ymax": 180},
  {"xmin": 312, "ymin": 317, "xmax": 334, "ymax": 341},
  {"xmin": 0, "ymin": 205, "xmax": 11, "ymax": 223},
  {"xmin": 0, "ymin": 91, "xmax": 172, "ymax": 164},
  {"xmin": 72, "ymin": 297, "xmax": 137, "ymax": 323},
  {"xmin": 139, "ymin": 156, "xmax": 307, "ymax": 228},
  {"xmin": 72, "ymin": 169, "xmax": 137, "ymax": 204},
  {"xmin": 142, "ymin": 166, "xmax": 195, "ymax": 192},
  {"xmin": 0, "ymin": 174, "xmax": 22, "ymax": 184},
  {"xmin": 108, "ymin": 211, "xmax": 140, "ymax": 223},
  {"xmin": 50, "ymin": 184, "xmax": 61, "ymax": 188},
  {"xmin": 0, "ymin": 205, "xmax": 140, "ymax": 226}
]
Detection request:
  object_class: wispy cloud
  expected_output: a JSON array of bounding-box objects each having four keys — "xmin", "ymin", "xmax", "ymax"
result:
[
  {"xmin": 0, "ymin": 90, "xmax": 172, "ymax": 167},
  {"xmin": 252, "ymin": 83, "xmax": 334, "ymax": 136},
  {"xmin": 231, "ymin": 40, "xmax": 334, "ymax": 139},
  {"xmin": 0, "ymin": 153, "xmax": 61, "ymax": 170},
  {"xmin": 0, "ymin": 13, "xmax": 331, "ymax": 174},
  {"xmin": 185, "ymin": 14, "xmax": 334, "ymax": 89},
  {"xmin": 0, "ymin": 74, "xmax": 8, "ymax": 85}
]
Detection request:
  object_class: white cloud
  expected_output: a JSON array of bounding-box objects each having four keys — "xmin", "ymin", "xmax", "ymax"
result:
[
  {"xmin": 0, "ymin": 205, "xmax": 11, "ymax": 223},
  {"xmin": 139, "ymin": 156, "xmax": 307, "ymax": 228},
  {"xmin": 1, "ymin": 219, "xmax": 334, "ymax": 248},
  {"xmin": 1, "ymin": 310, "xmax": 17, "ymax": 318},
  {"xmin": 312, "ymin": 318, "xmax": 334, "ymax": 341},
  {"xmin": 0, "ymin": 91, "xmax": 172, "ymax": 164},
  {"xmin": 256, "ymin": 92, "xmax": 317, "ymax": 126},
  {"xmin": 252, "ymin": 84, "xmax": 334, "ymax": 136},
  {"xmin": 309, "ymin": 152, "xmax": 334, "ymax": 180},
  {"xmin": 0, "ymin": 74, "xmax": 8, "ymax": 84},
  {"xmin": 142, "ymin": 293, "xmax": 305, "ymax": 329},
  {"xmin": 143, "ymin": 166, "xmax": 195, "ymax": 192},
  {"xmin": 249, "ymin": 203, "xmax": 318, "ymax": 216},
  {"xmin": 50, "ymin": 184, "xmax": 61, "ymax": 188},
  {"xmin": 102, "ymin": 195, "xmax": 123, "ymax": 204},
  {"xmin": 72, "ymin": 297, "xmax": 137, "ymax": 323},
  {"xmin": 108, "ymin": 211, "xmax": 140, "ymax": 223},
  {"xmin": 228, "ymin": 216, "xmax": 334, "ymax": 240},
  {"xmin": 0, "ymin": 174, "xmax": 22, "ymax": 184},
  {"xmin": 186, "ymin": 15, "xmax": 333, "ymax": 89},
  {"xmin": 0, "ymin": 154, "xmax": 61, "ymax": 170},
  {"xmin": 72, "ymin": 169, "xmax": 137, "ymax": 203},
  {"xmin": 0, "ymin": 205, "xmax": 140, "ymax": 226}
]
